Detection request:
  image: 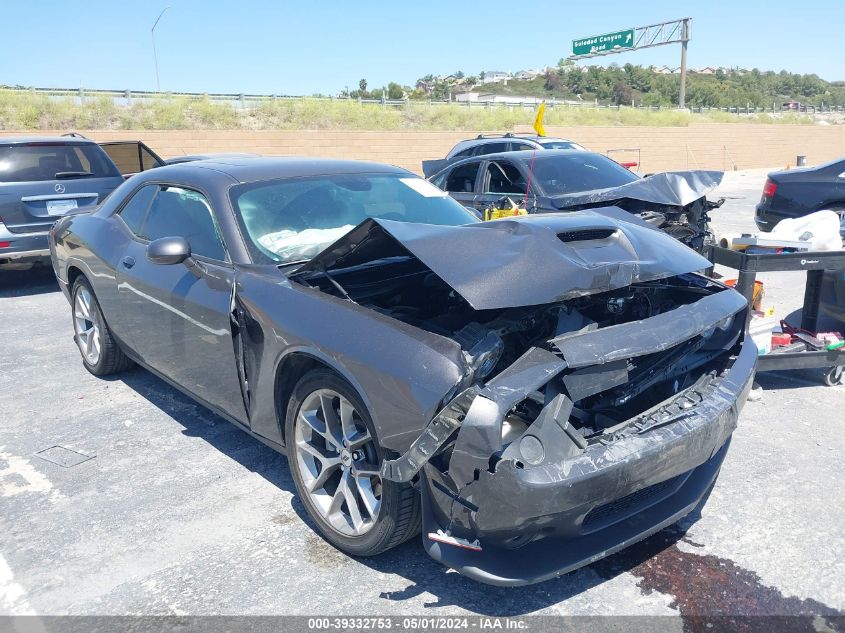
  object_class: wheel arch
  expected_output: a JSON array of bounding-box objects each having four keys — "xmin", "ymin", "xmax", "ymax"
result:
[
  {"xmin": 66, "ymin": 264, "xmax": 85, "ymax": 288},
  {"xmin": 273, "ymin": 348, "xmax": 375, "ymax": 447}
]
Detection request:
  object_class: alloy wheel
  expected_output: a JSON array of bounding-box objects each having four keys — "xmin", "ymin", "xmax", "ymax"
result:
[
  {"xmin": 73, "ymin": 286, "xmax": 101, "ymax": 365},
  {"xmin": 294, "ymin": 388, "xmax": 382, "ymax": 536}
]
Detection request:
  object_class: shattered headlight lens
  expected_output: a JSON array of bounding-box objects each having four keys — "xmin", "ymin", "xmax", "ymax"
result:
[
  {"xmin": 716, "ymin": 314, "xmax": 735, "ymax": 331},
  {"xmin": 466, "ymin": 331, "xmax": 505, "ymax": 382}
]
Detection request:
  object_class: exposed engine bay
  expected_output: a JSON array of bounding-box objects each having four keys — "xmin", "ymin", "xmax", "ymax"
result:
[
  {"xmin": 562, "ymin": 195, "xmax": 724, "ymax": 255},
  {"xmin": 295, "ymin": 254, "xmax": 743, "ymax": 444},
  {"xmin": 286, "ymin": 212, "xmax": 752, "ymax": 583},
  {"xmin": 544, "ymin": 170, "xmax": 726, "ymax": 255}
]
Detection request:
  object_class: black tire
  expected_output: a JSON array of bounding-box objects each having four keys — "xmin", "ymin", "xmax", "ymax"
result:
[
  {"xmin": 823, "ymin": 366, "xmax": 844, "ymax": 387},
  {"xmin": 71, "ymin": 276, "xmax": 134, "ymax": 376},
  {"xmin": 285, "ymin": 368, "xmax": 420, "ymax": 557}
]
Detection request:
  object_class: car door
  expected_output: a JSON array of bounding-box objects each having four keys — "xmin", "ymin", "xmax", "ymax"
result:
[
  {"xmin": 98, "ymin": 141, "xmax": 165, "ymax": 178},
  {"xmin": 474, "ymin": 159, "xmax": 530, "ymax": 212},
  {"xmin": 432, "ymin": 159, "xmax": 483, "ymax": 211},
  {"xmin": 114, "ymin": 183, "xmax": 247, "ymax": 423}
]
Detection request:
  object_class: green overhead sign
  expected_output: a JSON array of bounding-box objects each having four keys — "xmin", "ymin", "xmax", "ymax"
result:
[{"xmin": 572, "ymin": 29, "xmax": 635, "ymax": 56}]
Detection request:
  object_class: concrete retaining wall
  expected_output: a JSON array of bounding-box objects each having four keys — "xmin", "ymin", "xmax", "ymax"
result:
[{"xmin": 3, "ymin": 124, "xmax": 843, "ymax": 174}]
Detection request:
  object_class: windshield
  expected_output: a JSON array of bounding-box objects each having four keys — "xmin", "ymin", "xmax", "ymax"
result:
[
  {"xmin": 539, "ymin": 141, "xmax": 586, "ymax": 151},
  {"xmin": 532, "ymin": 153, "xmax": 639, "ymax": 196},
  {"xmin": 230, "ymin": 173, "xmax": 478, "ymax": 264},
  {"xmin": 0, "ymin": 142, "xmax": 120, "ymax": 182}
]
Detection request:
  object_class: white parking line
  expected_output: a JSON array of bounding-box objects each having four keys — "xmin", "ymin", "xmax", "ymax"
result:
[
  {"xmin": 0, "ymin": 554, "xmax": 39, "ymax": 618},
  {"xmin": 0, "ymin": 449, "xmax": 62, "ymax": 501}
]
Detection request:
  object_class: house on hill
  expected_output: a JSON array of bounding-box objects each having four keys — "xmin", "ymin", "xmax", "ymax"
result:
[{"xmin": 481, "ymin": 71, "xmax": 511, "ymax": 84}]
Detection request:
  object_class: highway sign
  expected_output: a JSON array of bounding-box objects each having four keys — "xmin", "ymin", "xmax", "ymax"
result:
[{"xmin": 572, "ymin": 29, "xmax": 635, "ymax": 56}]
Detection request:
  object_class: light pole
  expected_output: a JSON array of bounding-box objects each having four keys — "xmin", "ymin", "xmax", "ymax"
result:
[{"xmin": 151, "ymin": 6, "xmax": 170, "ymax": 93}]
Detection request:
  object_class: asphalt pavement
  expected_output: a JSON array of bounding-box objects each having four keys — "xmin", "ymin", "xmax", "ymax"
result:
[{"xmin": 0, "ymin": 170, "xmax": 843, "ymax": 622}]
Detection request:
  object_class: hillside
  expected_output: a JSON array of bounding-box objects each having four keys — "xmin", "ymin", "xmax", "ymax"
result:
[{"xmin": 402, "ymin": 64, "xmax": 845, "ymax": 109}]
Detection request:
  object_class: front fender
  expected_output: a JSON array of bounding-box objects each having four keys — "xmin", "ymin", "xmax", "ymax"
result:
[{"xmin": 234, "ymin": 270, "xmax": 468, "ymax": 452}]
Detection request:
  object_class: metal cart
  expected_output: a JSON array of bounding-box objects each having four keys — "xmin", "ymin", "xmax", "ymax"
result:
[{"xmin": 708, "ymin": 246, "xmax": 845, "ymax": 386}]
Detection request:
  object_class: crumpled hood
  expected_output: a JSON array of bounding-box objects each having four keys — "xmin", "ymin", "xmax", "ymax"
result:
[
  {"xmin": 294, "ymin": 211, "xmax": 712, "ymax": 310},
  {"xmin": 551, "ymin": 170, "xmax": 724, "ymax": 210}
]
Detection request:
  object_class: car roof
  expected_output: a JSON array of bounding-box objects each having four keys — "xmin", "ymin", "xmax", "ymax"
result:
[
  {"xmin": 430, "ymin": 149, "xmax": 598, "ymax": 181},
  {"xmin": 447, "ymin": 136, "xmax": 579, "ymax": 158},
  {"xmin": 0, "ymin": 135, "xmax": 97, "ymax": 146},
  {"xmin": 468, "ymin": 134, "xmax": 574, "ymax": 142},
  {"xmin": 144, "ymin": 156, "xmax": 413, "ymax": 184},
  {"xmin": 165, "ymin": 152, "xmax": 258, "ymax": 164},
  {"xmin": 454, "ymin": 148, "xmax": 594, "ymax": 164}
]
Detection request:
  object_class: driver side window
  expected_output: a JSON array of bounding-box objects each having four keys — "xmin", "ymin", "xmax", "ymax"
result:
[
  {"xmin": 120, "ymin": 184, "xmax": 226, "ymax": 261},
  {"xmin": 484, "ymin": 161, "xmax": 526, "ymax": 194},
  {"xmin": 444, "ymin": 162, "xmax": 480, "ymax": 193}
]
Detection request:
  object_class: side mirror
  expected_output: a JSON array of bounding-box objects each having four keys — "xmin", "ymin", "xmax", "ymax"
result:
[{"xmin": 147, "ymin": 236, "xmax": 191, "ymax": 265}]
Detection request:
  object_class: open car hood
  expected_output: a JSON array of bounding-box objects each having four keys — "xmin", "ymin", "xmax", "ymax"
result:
[
  {"xmin": 293, "ymin": 211, "xmax": 712, "ymax": 310},
  {"xmin": 551, "ymin": 170, "xmax": 724, "ymax": 210}
]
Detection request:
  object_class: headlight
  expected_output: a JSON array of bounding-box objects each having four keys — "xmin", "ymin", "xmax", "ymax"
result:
[{"xmin": 465, "ymin": 331, "xmax": 505, "ymax": 382}]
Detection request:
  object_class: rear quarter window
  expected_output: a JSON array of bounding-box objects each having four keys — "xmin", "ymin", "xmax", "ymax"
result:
[{"xmin": 476, "ymin": 142, "xmax": 508, "ymax": 155}]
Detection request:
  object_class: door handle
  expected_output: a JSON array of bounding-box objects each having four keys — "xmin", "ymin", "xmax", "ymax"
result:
[{"xmin": 121, "ymin": 256, "xmax": 136, "ymax": 269}]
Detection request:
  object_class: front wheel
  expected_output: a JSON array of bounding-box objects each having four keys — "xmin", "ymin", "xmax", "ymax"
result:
[
  {"xmin": 71, "ymin": 276, "xmax": 134, "ymax": 376},
  {"xmin": 285, "ymin": 369, "xmax": 420, "ymax": 556}
]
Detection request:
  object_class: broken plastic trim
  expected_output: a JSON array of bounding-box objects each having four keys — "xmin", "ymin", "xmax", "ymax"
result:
[
  {"xmin": 427, "ymin": 529, "xmax": 482, "ymax": 551},
  {"xmin": 381, "ymin": 286, "xmax": 745, "ymax": 486},
  {"xmin": 551, "ymin": 289, "xmax": 747, "ymax": 368},
  {"xmin": 380, "ymin": 386, "xmax": 481, "ymax": 483},
  {"xmin": 380, "ymin": 348, "xmax": 567, "ymax": 484}
]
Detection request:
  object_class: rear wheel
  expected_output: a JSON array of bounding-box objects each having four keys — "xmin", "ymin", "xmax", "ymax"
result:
[
  {"xmin": 71, "ymin": 277, "xmax": 133, "ymax": 376},
  {"xmin": 285, "ymin": 369, "xmax": 420, "ymax": 556}
]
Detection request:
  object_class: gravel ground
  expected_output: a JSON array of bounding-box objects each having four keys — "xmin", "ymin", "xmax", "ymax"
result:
[{"xmin": 0, "ymin": 170, "xmax": 843, "ymax": 623}]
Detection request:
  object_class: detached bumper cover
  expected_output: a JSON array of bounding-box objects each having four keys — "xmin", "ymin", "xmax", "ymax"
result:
[
  {"xmin": 382, "ymin": 286, "xmax": 754, "ymax": 586},
  {"xmin": 422, "ymin": 339, "xmax": 755, "ymax": 585}
]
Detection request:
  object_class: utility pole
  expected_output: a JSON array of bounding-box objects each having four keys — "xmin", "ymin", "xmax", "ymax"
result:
[
  {"xmin": 678, "ymin": 18, "xmax": 691, "ymax": 109},
  {"xmin": 151, "ymin": 7, "xmax": 170, "ymax": 93}
]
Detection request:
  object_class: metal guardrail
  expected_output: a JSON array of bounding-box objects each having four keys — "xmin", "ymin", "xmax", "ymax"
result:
[{"xmin": 3, "ymin": 86, "xmax": 844, "ymax": 114}]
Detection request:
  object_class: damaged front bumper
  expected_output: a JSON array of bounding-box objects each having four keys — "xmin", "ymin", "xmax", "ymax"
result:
[{"xmin": 382, "ymin": 291, "xmax": 755, "ymax": 586}]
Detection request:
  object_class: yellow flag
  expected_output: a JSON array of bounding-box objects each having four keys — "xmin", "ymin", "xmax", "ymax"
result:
[{"xmin": 533, "ymin": 101, "xmax": 546, "ymax": 137}]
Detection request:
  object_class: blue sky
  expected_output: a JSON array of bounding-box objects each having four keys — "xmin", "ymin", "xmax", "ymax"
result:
[{"xmin": 2, "ymin": 0, "xmax": 840, "ymax": 94}]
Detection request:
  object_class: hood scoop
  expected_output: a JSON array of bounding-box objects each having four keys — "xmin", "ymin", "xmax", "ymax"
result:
[
  {"xmin": 293, "ymin": 213, "xmax": 711, "ymax": 311},
  {"xmin": 558, "ymin": 228, "xmax": 617, "ymax": 243}
]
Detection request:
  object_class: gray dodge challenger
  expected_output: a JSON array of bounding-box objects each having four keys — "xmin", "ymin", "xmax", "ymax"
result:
[{"xmin": 49, "ymin": 157, "xmax": 756, "ymax": 586}]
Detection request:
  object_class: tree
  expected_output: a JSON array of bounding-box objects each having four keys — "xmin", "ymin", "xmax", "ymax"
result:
[
  {"xmin": 454, "ymin": 70, "xmax": 465, "ymax": 80},
  {"xmin": 358, "ymin": 78, "xmax": 367, "ymax": 94},
  {"xmin": 612, "ymin": 80, "xmax": 633, "ymax": 105},
  {"xmin": 543, "ymin": 70, "xmax": 561, "ymax": 91},
  {"xmin": 479, "ymin": 71, "xmax": 486, "ymax": 81},
  {"xmin": 387, "ymin": 82, "xmax": 404, "ymax": 100}
]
